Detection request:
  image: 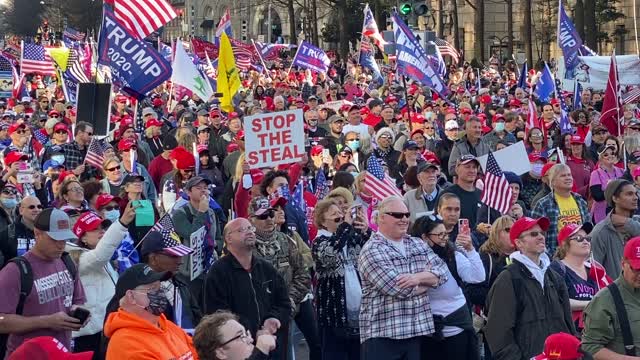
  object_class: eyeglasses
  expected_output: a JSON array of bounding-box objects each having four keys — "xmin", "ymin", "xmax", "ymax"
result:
[
  {"xmin": 1, "ymin": 189, "xmax": 17, "ymax": 195},
  {"xmin": 50, "ymin": 115, "xmax": 60, "ymax": 119},
  {"xmin": 182, "ymin": 169, "xmax": 195, "ymax": 174},
  {"xmin": 105, "ymin": 166, "xmax": 120, "ymax": 172},
  {"xmin": 231, "ymin": 225, "xmax": 256, "ymax": 234},
  {"xmin": 384, "ymin": 212, "xmax": 410, "ymax": 219},
  {"xmin": 378, "ymin": 135, "xmax": 392, "ymax": 140},
  {"xmin": 570, "ymin": 235, "xmax": 591, "ymax": 243},
  {"xmin": 199, "ymin": 129, "xmax": 211, "ymax": 134},
  {"xmin": 425, "ymin": 127, "xmax": 435, "ymax": 130},
  {"xmin": 15, "ymin": 130, "xmax": 27, "ymax": 135},
  {"xmin": 102, "ymin": 205, "xmax": 119, "ymax": 211},
  {"xmin": 220, "ymin": 329, "xmax": 251, "ymax": 347},
  {"xmin": 521, "ymin": 230, "xmax": 546, "ymax": 238},
  {"xmin": 255, "ymin": 209, "xmax": 275, "ymax": 220},
  {"xmin": 332, "ymin": 216, "xmax": 344, "ymax": 223},
  {"xmin": 39, "ymin": 118, "xmax": 47, "ymax": 122},
  {"xmin": 25, "ymin": 204, "xmax": 43, "ymax": 210},
  {"xmin": 68, "ymin": 187, "xmax": 84, "ymax": 193},
  {"xmin": 346, "ymin": 138, "xmax": 359, "ymax": 142},
  {"xmin": 428, "ymin": 232, "xmax": 447, "ymax": 239}
]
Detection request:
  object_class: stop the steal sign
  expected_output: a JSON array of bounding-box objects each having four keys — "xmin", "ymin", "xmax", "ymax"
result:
[{"xmin": 244, "ymin": 109, "xmax": 306, "ymax": 168}]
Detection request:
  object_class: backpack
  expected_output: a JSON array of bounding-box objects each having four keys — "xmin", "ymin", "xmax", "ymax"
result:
[
  {"xmin": 607, "ymin": 283, "xmax": 637, "ymax": 356},
  {"xmin": 0, "ymin": 252, "xmax": 77, "ymax": 358}
]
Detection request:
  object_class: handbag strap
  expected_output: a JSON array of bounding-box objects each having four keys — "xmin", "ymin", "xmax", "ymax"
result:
[{"xmin": 608, "ymin": 283, "xmax": 636, "ymax": 356}]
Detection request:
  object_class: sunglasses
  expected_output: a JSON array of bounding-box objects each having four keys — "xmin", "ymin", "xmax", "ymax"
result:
[
  {"xmin": 26, "ymin": 204, "xmax": 43, "ymax": 210},
  {"xmin": 55, "ymin": 130, "xmax": 67, "ymax": 134},
  {"xmin": 570, "ymin": 235, "xmax": 591, "ymax": 243},
  {"xmin": 522, "ymin": 230, "xmax": 546, "ymax": 238},
  {"xmin": 15, "ymin": 130, "xmax": 27, "ymax": 135},
  {"xmin": 384, "ymin": 212, "xmax": 410, "ymax": 219},
  {"xmin": 105, "ymin": 166, "xmax": 120, "ymax": 172},
  {"xmin": 256, "ymin": 209, "xmax": 275, "ymax": 220},
  {"xmin": 425, "ymin": 127, "xmax": 435, "ymax": 130},
  {"xmin": 333, "ymin": 216, "xmax": 344, "ymax": 223},
  {"xmin": 103, "ymin": 205, "xmax": 119, "ymax": 211},
  {"xmin": 84, "ymin": 132, "xmax": 93, "ymax": 136},
  {"xmin": 428, "ymin": 232, "xmax": 447, "ymax": 239},
  {"xmin": 50, "ymin": 115, "xmax": 60, "ymax": 119},
  {"xmin": 503, "ymin": 227, "xmax": 511, "ymax": 233},
  {"xmin": 1, "ymin": 189, "xmax": 17, "ymax": 195}
]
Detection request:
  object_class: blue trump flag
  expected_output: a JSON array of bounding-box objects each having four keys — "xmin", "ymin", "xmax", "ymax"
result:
[
  {"xmin": 535, "ymin": 63, "xmax": 555, "ymax": 102},
  {"xmin": 573, "ymin": 80, "xmax": 582, "ymax": 109},
  {"xmin": 391, "ymin": 11, "xmax": 447, "ymax": 96},
  {"xmin": 517, "ymin": 61, "xmax": 528, "ymax": 89},
  {"xmin": 359, "ymin": 39, "xmax": 383, "ymax": 87},
  {"xmin": 557, "ymin": 1, "xmax": 588, "ymax": 79},
  {"xmin": 98, "ymin": 6, "xmax": 172, "ymax": 99},
  {"xmin": 292, "ymin": 41, "xmax": 331, "ymax": 74}
]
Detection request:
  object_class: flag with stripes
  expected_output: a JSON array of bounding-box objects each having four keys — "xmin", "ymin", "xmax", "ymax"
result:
[
  {"xmin": 146, "ymin": 213, "xmax": 193, "ymax": 256},
  {"xmin": 359, "ymin": 38, "xmax": 383, "ymax": 86},
  {"xmin": 84, "ymin": 137, "xmax": 106, "ymax": 168},
  {"xmin": 291, "ymin": 180, "xmax": 306, "ymax": 213},
  {"xmin": 555, "ymin": 78, "xmax": 574, "ymax": 135},
  {"xmin": 480, "ymin": 152, "xmax": 513, "ymax": 214},
  {"xmin": 65, "ymin": 48, "xmax": 91, "ymax": 83},
  {"xmin": 573, "ymin": 81, "xmax": 583, "ymax": 109},
  {"xmin": 623, "ymin": 87, "xmax": 640, "ymax": 105},
  {"xmin": 108, "ymin": 0, "xmax": 177, "ymax": 40},
  {"xmin": 315, "ymin": 169, "xmax": 329, "ymax": 199},
  {"xmin": 434, "ymin": 38, "xmax": 460, "ymax": 64},
  {"xmin": 215, "ymin": 8, "xmax": 233, "ymax": 41},
  {"xmin": 21, "ymin": 42, "xmax": 56, "ymax": 75},
  {"xmin": 63, "ymin": 27, "xmax": 86, "ymax": 45},
  {"xmin": 362, "ymin": 4, "xmax": 385, "ymax": 50},
  {"xmin": 12, "ymin": 64, "xmax": 26, "ymax": 99},
  {"xmin": 0, "ymin": 54, "xmax": 13, "ymax": 72},
  {"xmin": 364, "ymin": 156, "xmax": 401, "ymax": 202},
  {"xmin": 428, "ymin": 41, "xmax": 447, "ymax": 77},
  {"xmin": 254, "ymin": 42, "xmax": 295, "ymax": 61}
]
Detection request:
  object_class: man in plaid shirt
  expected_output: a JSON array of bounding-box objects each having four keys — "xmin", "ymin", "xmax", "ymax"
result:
[
  {"xmin": 358, "ymin": 196, "xmax": 448, "ymax": 360},
  {"xmin": 60, "ymin": 121, "xmax": 98, "ymax": 181}
]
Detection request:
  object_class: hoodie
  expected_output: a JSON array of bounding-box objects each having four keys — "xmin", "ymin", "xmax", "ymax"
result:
[
  {"xmin": 509, "ymin": 251, "xmax": 551, "ymax": 288},
  {"xmin": 104, "ymin": 310, "xmax": 197, "ymax": 360}
]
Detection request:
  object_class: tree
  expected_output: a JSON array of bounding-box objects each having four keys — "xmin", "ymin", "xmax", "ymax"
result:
[
  {"xmin": 523, "ymin": 0, "xmax": 533, "ymax": 64},
  {"xmin": 574, "ymin": 0, "xmax": 585, "ymax": 39},
  {"xmin": 583, "ymin": 0, "xmax": 596, "ymax": 49},
  {"xmin": 532, "ymin": 0, "xmax": 555, "ymax": 60},
  {"xmin": 594, "ymin": 0, "xmax": 624, "ymax": 51},
  {"xmin": 319, "ymin": 0, "xmax": 363, "ymax": 59},
  {"xmin": 5, "ymin": 0, "xmax": 44, "ymax": 36}
]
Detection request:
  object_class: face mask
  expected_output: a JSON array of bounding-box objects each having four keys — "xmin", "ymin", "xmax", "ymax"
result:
[
  {"xmin": 51, "ymin": 155, "xmax": 65, "ymax": 164},
  {"xmin": 1, "ymin": 198, "xmax": 17, "ymax": 209},
  {"xmin": 139, "ymin": 288, "xmax": 169, "ymax": 316},
  {"xmin": 308, "ymin": 120, "xmax": 318, "ymax": 127},
  {"xmin": 350, "ymin": 171, "xmax": 359, "ymax": 179},
  {"xmin": 494, "ymin": 122, "xmax": 505, "ymax": 132},
  {"xmin": 105, "ymin": 209, "xmax": 120, "ymax": 222},
  {"xmin": 425, "ymin": 111, "xmax": 433, "ymax": 119},
  {"xmin": 347, "ymin": 140, "xmax": 360, "ymax": 151},
  {"xmin": 531, "ymin": 163, "xmax": 544, "ymax": 177}
]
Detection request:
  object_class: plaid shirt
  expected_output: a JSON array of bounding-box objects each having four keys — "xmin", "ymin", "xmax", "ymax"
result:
[
  {"xmin": 60, "ymin": 141, "xmax": 97, "ymax": 180},
  {"xmin": 358, "ymin": 232, "xmax": 448, "ymax": 343},
  {"xmin": 530, "ymin": 191, "xmax": 590, "ymax": 254}
]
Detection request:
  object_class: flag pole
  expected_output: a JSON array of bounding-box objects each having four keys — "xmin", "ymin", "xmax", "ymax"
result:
[
  {"xmin": 251, "ymin": 39, "xmax": 272, "ymax": 80},
  {"xmin": 287, "ymin": 40, "xmax": 303, "ymax": 74},
  {"xmin": 634, "ymin": 0, "xmax": 640, "ymax": 56}
]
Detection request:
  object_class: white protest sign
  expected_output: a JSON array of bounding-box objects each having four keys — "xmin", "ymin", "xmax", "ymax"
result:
[
  {"xmin": 320, "ymin": 100, "xmax": 353, "ymax": 113},
  {"xmin": 477, "ymin": 141, "xmax": 531, "ymax": 175},
  {"xmin": 189, "ymin": 226, "xmax": 207, "ymax": 281},
  {"xmin": 244, "ymin": 109, "xmax": 306, "ymax": 169}
]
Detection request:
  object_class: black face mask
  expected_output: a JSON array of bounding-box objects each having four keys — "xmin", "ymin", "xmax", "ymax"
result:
[
  {"xmin": 431, "ymin": 241, "xmax": 448, "ymax": 259},
  {"xmin": 144, "ymin": 289, "xmax": 169, "ymax": 316}
]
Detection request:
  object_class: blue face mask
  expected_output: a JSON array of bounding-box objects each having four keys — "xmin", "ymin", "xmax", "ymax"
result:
[
  {"xmin": 51, "ymin": 155, "xmax": 65, "ymax": 164},
  {"xmin": 347, "ymin": 140, "xmax": 360, "ymax": 151},
  {"xmin": 1, "ymin": 198, "xmax": 17, "ymax": 209},
  {"xmin": 494, "ymin": 122, "xmax": 505, "ymax": 132},
  {"xmin": 104, "ymin": 209, "xmax": 120, "ymax": 222},
  {"xmin": 425, "ymin": 111, "xmax": 434, "ymax": 119},
  {"xmin": 350, "ymin": 171, "xmax": 359, "ymax": 179}
]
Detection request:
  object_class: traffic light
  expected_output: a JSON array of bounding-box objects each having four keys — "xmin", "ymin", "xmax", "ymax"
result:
[
  {"xmin": 414, "ymin": 3, "xmax": 429, "ymax": 15},
  {"xmin": 399, "ymin": 3, "xmax": 412, "ymax": 15}
]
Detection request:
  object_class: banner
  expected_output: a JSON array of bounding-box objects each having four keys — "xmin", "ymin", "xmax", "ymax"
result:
[
  {"xmin": 98, "ymin": 7, "xmax": 172, "ymax": 99},
  {"xmin": 292, "ymin": 41, "xmax": 331, "ymax": 74},
  {"xmin": 172, "ymin": 40, "xmax": 213, "ymax": 101},
  {"xmin": 391, "ymin": 12, "xmax": 447, "ymax": 96},
  {"xmin": 189, "ymin": 226, "xmax": 207, "ymax": 281},
  {"xmin": 477, "ymin": 141, "xmax": 530, "ymax": 175},
  {"xmin": 0, "ymin": 71, "xmax": 13, "ymax": 98},
  {"xmin": 576, "ymin": 55, "xmax": 640, "ymax": 90},
  {"xmin": 244, "ymin": 109, "xmax": 306, "ymax": 168},
  {"xmin": 62, "ymin": 72, "xmax": 79, "ymax": 104}
]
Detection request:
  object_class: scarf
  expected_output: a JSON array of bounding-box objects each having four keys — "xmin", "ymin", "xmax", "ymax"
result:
[{"xmin": 255, "ymin": 229, "xmax": 281, "ymax": 259}]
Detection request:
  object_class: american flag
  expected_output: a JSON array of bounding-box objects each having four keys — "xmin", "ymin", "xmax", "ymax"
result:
[
  {"xmin": 364, "ymin": 156, "xmax": 401, "ymax": 202},
  {"xmin": 480, "ymin": 152, "xmax": 513, "ymax": 214},
  {"xmin": 32, "ymin": 129, "xmax": 49, "ymax": 145},
  {"xmin": 11, "ymin": 64, "xmax": 25, "ymax": 98},
  {"xmin": 147, "ymin": 213, "xmax": 193, "ymax": 257},
  {"xmin": 623, "ymin": 87, "xmax": 640, "ymax": 105},
  {"xmin": 555, "ymin": 78, "xmax": 573, "ymax": 135},
  {"xmin": 315, "ymin": 169, "xmax": 329, "ymax": 199},
  {"xmin": 66, "ymin": 48, "xmax": 91, "ymax": 83},
  {"xmin": 525, "ymin": 97, "xmax": 539, "ymax": 139},
  {"xmin": 109, "ymin": 0, "xmax": 177, "ymax": 40},
  {"xmin": 21, "ymin": 42, "xmax": 56, "ymax": 75},
  {"xmin": 573, "ymin": 80, "xmax": 583, "ymax": 109},
  {"xmin": 434, "ymin": 38, "xmax": 460, "ymax": 64},
  {"xmin": 362, "ymin": 4, "xmax": 385, "ymax": 51},
  {"xmin": 63, "ymin": 27, "xmax": 86, "ymax": 42},
  {"xmin": 0, "ymin": 54, "xmax": 13, "ymax": 71},
  {"xmin": 84, "ymin": 137, "xmax": 106, "ymax": 169},
  {"xmin": 215, "ymin": 8, "xmax": 233, "ymax": 40},
  {"xmin": 291, "ymin": 180, "xmax": 306, "ymax": 213},
  {"xmin": 254, "ymin": 42, "xmax": 295, "ymax": 61}
]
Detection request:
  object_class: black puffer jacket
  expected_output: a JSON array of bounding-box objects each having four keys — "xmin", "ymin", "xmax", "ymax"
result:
[{"xmin": 484, "ymin": 259, "xmax": 576, "ymax": 360}]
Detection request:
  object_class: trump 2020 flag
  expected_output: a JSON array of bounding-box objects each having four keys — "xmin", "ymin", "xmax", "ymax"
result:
[
  {"xmin": 292, "ymin": 41, "xmax": 331, "ymax": 74},
  {"xmin": 172, "ymin": 40, "xmax": 213, "ymax": 102},
  {"xmin": 557, "ymin": 1, "xmax": 587, "ymax": 79},
  {"xmin": 362, "ymin": 4, "xmax": 385, "ymax": 50},
  {"xmin": 359, "ymin": 38, "xmax": 383, "ymax": 86},
  {"xmin": 391, "ymin": 11, "xmax": 447, "ymax": 96},
  {"xmin": 481, "ymin": 152, "xmax": 513, "ymax": 214},
  {"xmin": 535, "ymin": 63, "xmax": 555, "ymax": 102}
]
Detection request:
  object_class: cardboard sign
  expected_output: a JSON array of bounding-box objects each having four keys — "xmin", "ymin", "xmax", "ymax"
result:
[
  {"xmin": 189, "ymin": 226, "xmax": 207, "ymax": 281},
  {"xmin": 0, "ymin": 71, "xmax": 12, "ymax": 98},
  {"xmin": 244, "ymin": 109, "xmax": 306, "ymax": 168},
  {"xmin": 477, "ymin": 141, "xmax": 531, "ymax": 175}
]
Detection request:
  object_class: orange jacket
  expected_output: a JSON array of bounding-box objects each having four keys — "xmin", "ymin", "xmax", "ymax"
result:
[{"xmin": 104, "ymin": 309, "xmax": 198, "ymax": 360}]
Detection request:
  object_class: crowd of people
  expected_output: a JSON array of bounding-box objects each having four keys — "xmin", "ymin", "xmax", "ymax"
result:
[{"xmin": 0, "ymin": 57, "xmax": 638, "ymax": 360}]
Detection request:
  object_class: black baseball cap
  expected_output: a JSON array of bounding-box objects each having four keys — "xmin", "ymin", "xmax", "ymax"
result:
[
  {"xmin": 122, "ymin": 174, "xmax": 145, "ymax": 185},
  {"xmin": 162, "ymin": 135, "xmax": 178, "ymax": 151},
  {"xmin": 184, "ymin": 176, "xmax": 211, "ymax": 191},
  {"xmin": 113, "ymin": 264, "xmax": 171, "ymax": 301}
]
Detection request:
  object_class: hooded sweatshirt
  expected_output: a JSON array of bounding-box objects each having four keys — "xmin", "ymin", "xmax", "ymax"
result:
[
  {"xmin": 510, "ymin": 251, "xmax": 551, "ymax": 288},
  {"xmin": 104, "ymin": 310, "xmax": 197, "ymax": 360}
]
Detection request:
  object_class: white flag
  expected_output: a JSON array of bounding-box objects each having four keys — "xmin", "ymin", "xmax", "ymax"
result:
[{"xmin": 171, "ymin": 40, "xmax": 213, "ymax": 101}]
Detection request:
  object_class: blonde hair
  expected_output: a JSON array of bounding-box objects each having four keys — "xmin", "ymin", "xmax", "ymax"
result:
[
  {"xmin": 548, "ymin": 163, "xmax": 571, "ymax": 190},
  {"xmin": 102, "ymin": 156, "xmax": 121, "ymax": 176},
  {"xmin": 480, "ymin": 215, "xmax": 514, "ymax": 255},
  {"xmin": 327, "ymin": 187, "xmax": 354, "ymax": 204},
  {"xmin": 372, "ymin": 195, "xmax": 405, "ymax": 226},
  {"xmin": 233, "ymin": 153, "xmax": 247, "ymax": 183},
  {"xmin": 176, "ymin": 131, "xmax": 196, "ymax": 149},
  {"xmin": 354, "ymin": 171, "xmax": 367, "ymax": 194},
  {"xmin": 313, "ymin": 198, "xmax": 339, "ymax": 228}
]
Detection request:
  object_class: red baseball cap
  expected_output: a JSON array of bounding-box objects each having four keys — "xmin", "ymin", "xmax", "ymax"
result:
[
  {"xmin": 228, "ymin": 112, "xmax": 239, "ymax": 119},
  {"xmin": 95, "ymin": 193, "xmax": 120, "ymax": 210},
  {"xmin": 175, "ymin": 151, "xmax": 195, "ymax": 170},
  {"xmin": 145, "ymin": 118, "xmax": 163, "ymax": 128},
  {"xmin": 73, "ymin": 211, "xmax": 108, "ymax": 239},
  {"xmin": 570, "ymin": 135, "xmax": 584, "ymax": 144},
  {"xmin": 541, "ymin": 162, "xmax": 556, "ymax": 178},
  {"xmin": 411, "ymin": 114, "xmax": 425, "ymax": 124},
  {"xmin": 152, "ymin": 98, "xmax": 163, "ymax": 107},
  {"xmin": 115, "ymin": 94, "xmax": 127, "ymax": 103},
  {"xmin": 528, "ymin": 152, "xmax": 548, "ymax": 163},
  {"xmin": 196, "ymin": 144, "xmax": 208, "ymax": 154},
  {"xmin": 310, "ymin": 145, "xmax": 324, "ymax": 157},
  {"xmin": 53, "ymin": 122, "xmax": 68, "ymax": 133},
  {"xmin": 7, "ymin": 122, "xmax": 26, "ymax": 136},
  {"xmin": 8, "ymin": 336, "xmax": 93, "ymax": 360},
  {"xmin": 550, "ymin": 98, "xmax": 560, "ymax": 105},
  {"xmin": 532, "ymin": 332, "xmax": 581, "ymax": 360},
  {"xmin": 4, "ymin": 151, "xmax": 28, "ymax": 167},
  {"xmin": 227, "ymin": 143, "xmax": 240, "ymax": 153},
  {"xmin": 509, "ymin": 99, "xmax": 522, "ymax": 107},
  {"xmin": 623, "ymin": 236, "xmax": 640, "ymax": 270},
  {"xmin": 57, "ymin": 170, "xmax": 77, "ymax": 185},
  {"xmin": 510, "ymin": 216, "xmax": 550, "ymax": 246},
  {"xmin": 557, "ymin": 223, "xmax": 593, "ymax": 247},
  {"xmin": 385, "ymin": 95, "xmax": 398, "ymax": 103},
  {"xmin": 117, "ymin": 138, "xmax": 136, "ymax": 151},
  {"xmin": 480, "ymin": 95, "xmax": 492, "ymax": 104},
  {"xmin": 48, "ymin": 110, "xmax": 60, "ymax": 117}
]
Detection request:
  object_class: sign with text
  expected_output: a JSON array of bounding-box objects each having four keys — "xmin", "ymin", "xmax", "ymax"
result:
[
  {"xmin": 189, "ymin": 226, "xmax": 207, "ymax": 281},
  {"xmin": 98, "ymin": 6, "xmax": 172, "ymax": 99},
  {"xmin": 292, "ymin": 41, "xmax": 330, "ymax": 74},
  {"xmin": 244, "ymin": 109, "xmax": 305, "ymax": 168},
  {"xmin": 477, "ymin": 141, "xmax": 531, "ymax": 175}
]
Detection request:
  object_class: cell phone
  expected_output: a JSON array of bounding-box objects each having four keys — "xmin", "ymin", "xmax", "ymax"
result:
[
  {"xmin": 71, "ymin": 307, "xmax": 90, "ymax": 323},
  {"xmin": 322, "ymin": 149, "xmax": 330, "ymax": 159},
  {"xmin": 458, "ymin": 219, "xmax": 470, "ymax": 236},
  {"xmin": 350, "ymin": 206, "xmax": 359, "ymax": 219}
]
